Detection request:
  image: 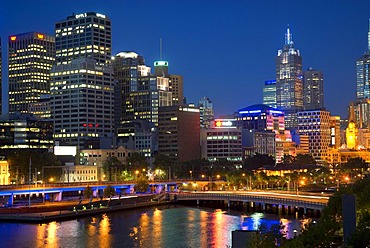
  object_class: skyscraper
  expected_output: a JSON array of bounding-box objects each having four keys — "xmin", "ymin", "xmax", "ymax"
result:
[
  {"xmin": 262, "ymin": 80, "xmax": 276, "ymax": 108},
  {"xmin": 0, "ymin": 38, "xmax": 2, "ymax": 114},
  {"xmin": 356, "ymin": 19, "xmax": 370, "ymax": 100},
  {"xmin": 50, "ymin": 58, "xmax": 114, "ymax": 147},
  {"xmin": 113, "ymin": 52, "xmax": 172, "ymax": 127},
  {"xmin": 55, "ymin": 12, "xmax": 111, "ymax": 65},
  {"xmin": 8, "ymin": 32, "xmax": 55, "ymax": 113},
  {"xmin": 303, "ymin": 67, "xmax": 324, "ymax": 110},
  {"xmin": 276, "ymin": 26, "xmax": 303, "ymax": 129},
  {"xmin": 51, "ymin": 12, "xmax": 114, "ymax": 148},
  {"xmin": 198, "ymin": 97, "xmax": 214, "ymax": 129},
  {"xmin": 353, "ymin": 19, "xmax": 370, "ymax": 129},
  {"xmin": 153, "ymin": 61, "xmax": 184, "ymax": 105}
]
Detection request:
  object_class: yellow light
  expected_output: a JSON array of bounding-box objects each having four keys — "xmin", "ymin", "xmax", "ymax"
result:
[
  {"xmin": 37, "ymin": 34, "xmax": 44, "ymax": 39},
  {"xmin": 135, "ymin": 170, "xmax": 139, "ymax": 175},
  {"xmin": 10, "ymin": 36, "xmax": 16, "ymax": 41}
]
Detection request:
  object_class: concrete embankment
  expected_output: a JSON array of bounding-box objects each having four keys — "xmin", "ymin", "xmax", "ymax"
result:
[{"xmin": 0, "ymin": 194, "xmax": 172, "ymax": 223}]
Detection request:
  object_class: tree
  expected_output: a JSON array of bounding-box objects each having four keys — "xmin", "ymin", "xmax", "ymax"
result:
[
  {"xmin": 127, "ymin": 153, "xmax": 149, "ymax": 172},
  {"xmin": 83, "ymin": 185, "xmax": 93, "ymax": 199},
  {"xmin": 244, "ymin": 153, "xmax": 275, "ymax": 170},
  {"xmin": 281, "ymin": 155, "xmax": 295, "ymax": 165},
  {"xmin": 103, "ymin": 185, "xmax": 116, "ymax": 199},
  {"xmin": 135, "ymin": 175, "xmax": 149, "ymax": 193},
  {"xmin": 153, "ymin": 154, "xmax": 174, "ymax": 178},
  {"xmin": 102, "ymin": 156, "xmax": 123, "ymax": 181},
  {"xmin": 294, "ymin": 154, "xmax": 316, "ymax": 166}
]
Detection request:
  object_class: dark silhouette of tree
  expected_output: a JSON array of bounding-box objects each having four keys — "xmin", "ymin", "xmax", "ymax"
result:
[
  {"xmin": 244, "ymin": 153, "xmax": 275, "ymax": 170},
  {"xmin": 102, "ymin": 156, "xmax": 123, "ymax": 181},
  {"xmin": 294, "ymin": 154, "xmax": 316, "ymax": 165},
  {"xmin": 127, "ymin": 152, "xmax": 149, "ymax": 172},
  {"xmin": 103, "ymin": 185, "xmax": 116, "ymax": 200}
]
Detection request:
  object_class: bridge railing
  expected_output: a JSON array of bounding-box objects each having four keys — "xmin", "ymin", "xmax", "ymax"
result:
[{"xmin": 175, "ymin": 193, "xmax": 328, "ymax": 209}]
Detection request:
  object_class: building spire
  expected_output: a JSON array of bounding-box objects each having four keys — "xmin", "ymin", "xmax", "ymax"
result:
[{"xmin": 285, "ymin": 24, "xmax": 293, "ymax": 45}]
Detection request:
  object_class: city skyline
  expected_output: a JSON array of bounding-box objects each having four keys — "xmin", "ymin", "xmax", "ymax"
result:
[{"xmin": 1, "ymin": 1, "xmax": 370, "ymax": 118}]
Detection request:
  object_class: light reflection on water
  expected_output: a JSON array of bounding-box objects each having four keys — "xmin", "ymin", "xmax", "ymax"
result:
[{"xmin": 0, "ymin": 205, "xmax": 310, "ymax": 248}]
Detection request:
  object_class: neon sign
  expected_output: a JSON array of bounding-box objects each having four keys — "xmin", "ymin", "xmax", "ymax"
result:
[
  {"xmin": 37, "ymin": 34, "xmax": 44, "ymax": 39},
  {"xmin": 214, "ymin": 119, "xmax": 236, "ymax": 128},
  {"xmin": 10, "ymin": 36, "xmax": 16, "ymax": 41},
  {"xmin": 75, "ymin": 13, "xmax": 87, "ymax": 19}
]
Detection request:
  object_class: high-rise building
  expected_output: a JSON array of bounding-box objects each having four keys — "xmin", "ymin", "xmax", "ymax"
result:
[
  {"xmin": 55, "ymin": 12, "xmax": 111, "ymax": 65},
  {"xmin": 201, "ymin": 119, "xmax": 242, "ymax": 162},
  {"xmin": 276, "ymin": 26, "xmax": 303, "ymax": 129},
  {"xmin": 262, "ymin": 80, "xmax": 276, "ymax": 108},
  {"xmin": 51, "ymin": 12, "xmax": 114, "ymax": 148},
  {"xmin": 0, "ymin": 113, "xmax": 53, "ymax": 151},
  {"xmin": 303, "ymin": 68, "xmax": 324, "ymax": 110},
  {"xmin": 297, "ymin": 110, "xmax": 331, "ymax": 163},
  {"xmin": 330, "ymin": 116, "xmax": 341, "ymax": 149},
  {"xmin": 8, "ymin": 32, "xmax": 55, "ymax": 113},
  {"xmin": 356, "ymin": 19, "xmax": 370, "ymax": 100},
  {"xmin": 198, "ymin": 97, "xmax": 214, "ymax": 129},
  {"xmin": 237, "ymin": 104, "xmax": 285, "ymax": 132},
  {"xmin": 113, "ymin": 52, "xmax": 172, "ymax": 127},
  {"xmin": 158, "ymin": 105, "xmax": 200, "ymax": 162},
  {"xmin": 0, "ymin": 38, "xmax": 2, "ymax": 114},
  {"xmin": 153, "ymin": 60, "xmax": 184, "ymax": 105},
  {"xmin": 50, "ymin": 58, "xmax": 114, "ymax": 148}
]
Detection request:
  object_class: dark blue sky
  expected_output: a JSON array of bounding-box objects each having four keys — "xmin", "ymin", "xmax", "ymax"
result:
[{"xmin": 1, "ymin": 0, "xmax": 370, "ymax": 118}]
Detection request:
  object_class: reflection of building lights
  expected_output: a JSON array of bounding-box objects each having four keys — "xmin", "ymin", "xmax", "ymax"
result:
[{"xmin": 251, "ymin": 212, "xmax": 264, "ymax": 229}]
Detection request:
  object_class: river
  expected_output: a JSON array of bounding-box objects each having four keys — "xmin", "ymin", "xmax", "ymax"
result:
[{"xmin": 0, "ymin": 205, "xmax": 310, "ymax": 248}]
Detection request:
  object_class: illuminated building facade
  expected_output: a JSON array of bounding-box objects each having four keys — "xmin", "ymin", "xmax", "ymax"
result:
[
  {"xmin": 201, "ymin": 119, "xmax": 242, "ymax": 162},
  {"xmin": 242, "ymin": 130, "xmax": 276, "ymax": 158},
  {"xmin": 237, "ymin": 104, "xmax": 285, "ymax": 132},
  {"xmin": 297, "ymin": 110, "xmax": 331, "ymax": 163},
  {"xmin": 50, "ymin": 58, "xmax": 114, "ymax": 148},
  {"xmin": 330, "ymin": 116, "xmax": 341, "ymax": 148},
  {"xmin": 8, "ymin": 32, "xmax": 55, "ymax": 113},
  {"xmin": 275, "ymin": 130, "xmax": 296, "ymax": 164},
  {"xmin": 55, "ymin": 12, "xmax": 111, "ymax": 65},
  {"xmin": 0, "ymin": 160, "xmax": 10, "ymax": 185},
  {"xmin": 0, "ymin": 38, "xmax": 2, "ymax": 114},
  {"xmin": 0, "ymin": 113, "xmax": 53, "ymax": 150},
  {"xmin": 158, "ymin": 105, "xmax": 200, "ymax": 162},
  {"xmin": 303, "ymin": 68, "xmax": 324, "ymax": 110},
  {"xmin": 153, "ymin": 60, "xmax": 184, "ymax": 105},
  {"xmin": 346, "ymin": 122, "xmax": 358, "ymax": 149},
  {"xmin": 276, "ymin": 26, "xmax": 303, "ymax": 129},
  {"xmin": 117, "ymin": 120, "xmax": 158, "ymax": 157},
  {"xmin": 198, "ymin": 97, "xmax": 214, "ymax": 129},
  {"xmin": 262, "ymin": 80, "xmax": 276, "ymax": 108},
  {"xmin": 113, "ymin": 52, "xmax": 172, "ymax": 127},
  {"xmin": 356, "ymin": 19, "xmax": 370, "ymax": 100},
  {"xmin": 28, "ymin": 94, "xmax": 51, "ymax": 119}
]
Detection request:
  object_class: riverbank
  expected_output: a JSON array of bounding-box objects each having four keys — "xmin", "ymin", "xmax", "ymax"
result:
[{"xmin": 0, "ymin": 194, "xmax": 172, "ymax": 223}]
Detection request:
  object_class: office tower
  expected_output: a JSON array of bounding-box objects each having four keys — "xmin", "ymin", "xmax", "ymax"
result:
[
  {"xmin": 297, "ymin": 110, "xmax": 331, "ymax": 163},
  {"xmin": 153, "ymin": 61, "xmax": 184, "ymax": 105},
  {"xmin": 55, "ymin": 12, "xmax": 111, "ymax": 65},
  {"xmin": 113, "ymin": 51, "xmax": 172, "ymax": 128},
  {"xmin": 276, "ymin": 26, "xmax": 303, "ymax": 129},
  {"xmin": 198, "ymin": 97, "xmax": 214, "ymax": 129},
  {"xmin": 200, "ymin": 119, "xmax": 242, "ymax": 162},
  {"xmin": 303, "ymin": 68, "xmax": 324, "ymax": 110},
  {"xmin": 158, "ymin": 105, "xmax": 200, "ymax": 162},
  {"xmin": 237, "ymin": 104, "xmax": 285, "ymax": 132},
  {"xmin": 0, "ymin": 38, "xmax": 2, "ymax": 114},
  {"xmin": 8, "ymin": 32, "xmax": 55, "ymax": 113},
  {"xmin": 28, "ymin": 94, "xmax": 51, "ymax": 119},
  {"xmin": 51, "ymin": 12, "xmax": 114, "ymax": 148},
  {"xmin": 262, "ymin": 80, "xmax": 276, "ymax": 108},
  {"xmin": 50, "ymin": 58, "xmax": 114, "ymax": 148},
  {"xmin": 330, "ymin": 116, "xmax": 341, "ymax": 149},
  {"xmin": 0, "ymin": 113, "xmax": 53, "ymax": 150},
  {"xmin": 356, "ymin": 19, "xmax": 370, "ymax": 100}
]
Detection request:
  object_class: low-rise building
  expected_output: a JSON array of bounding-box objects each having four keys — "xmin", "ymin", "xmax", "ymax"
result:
[{"xmin": 0, "ymin": 160, "xmax": 10, "ymax": 185}]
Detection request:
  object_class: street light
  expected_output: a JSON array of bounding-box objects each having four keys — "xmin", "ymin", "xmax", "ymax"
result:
[{"xmin": 189, "ymin": 170, "xmax": 193, "ymax": 180}]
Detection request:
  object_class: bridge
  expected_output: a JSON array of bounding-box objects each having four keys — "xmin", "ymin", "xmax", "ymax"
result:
[
  {"xmin": 0, "ymin": 182, "xmax": 330, "ymax": 217},
  {"xmin": 0, "ymin": 181, "xmax": 180, "ymax": 206},
  {"xmin": 175, "ymin": 191, "xmax": 329, "ymax": 216}
]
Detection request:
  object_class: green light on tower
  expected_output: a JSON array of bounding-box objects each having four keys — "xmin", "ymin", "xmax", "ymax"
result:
[{"xmin": 154, "ymin": 61, "xmax": 168, "ymax": 66}]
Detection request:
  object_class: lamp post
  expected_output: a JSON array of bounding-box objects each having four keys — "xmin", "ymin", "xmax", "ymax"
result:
[{"xmin": 189, "ymin": 170, "xmax": 193, "ymax": 180}]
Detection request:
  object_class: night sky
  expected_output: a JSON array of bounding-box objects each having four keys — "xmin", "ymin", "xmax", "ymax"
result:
[{"xmin": 1, "ymin": 0, "xmax": 370, "ymax": 118}]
